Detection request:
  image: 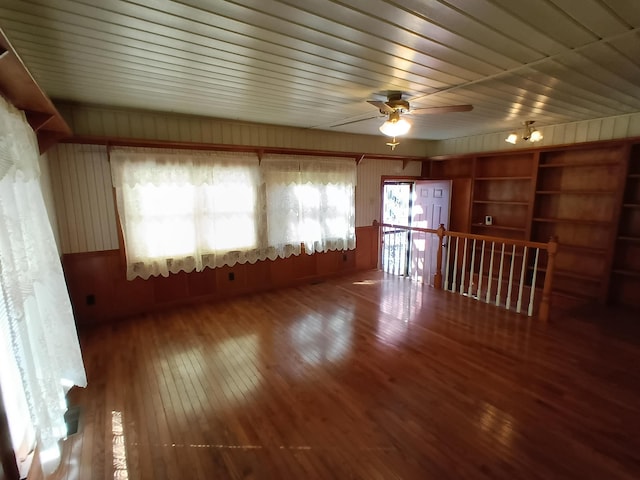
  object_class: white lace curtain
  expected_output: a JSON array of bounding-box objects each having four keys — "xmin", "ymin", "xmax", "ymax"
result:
[
  {"xmin": 111, "ymin": 149, "xmax": 356, "ymax": 280},
  {"xmin": 263, "ymin": 154, "xmax": 357, "ymax": 255},
  {"xmin": 0, "ymin": 96, "xmax": 87, "ymax": 476}
]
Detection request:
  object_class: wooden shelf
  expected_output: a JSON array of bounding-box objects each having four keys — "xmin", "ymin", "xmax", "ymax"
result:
[
  {"xmin": 557, "ymin": 243, "xmax": 607, "ymax": 255},
  {"xmin": 471, "ymin": 223, "xmax": 526, "ymax": 232},
  {"xmin": 622, "ymin": 203, "xmax": 640, "ymax": 209},
  {"xmin": 532, "ymin": 217, "xmax": 612, "ymax": 226},
  {"xmin": 530, "ymin": 265, "xmax": 601, "ymax": 282},
  {"xmin": 553, "ymin": 269, "xmax": 602, "ymax": 283},
  {"xmin": 538, "ymin": 161, "xmax": 620, "ymax": 169},
  {"xmin": 536, "ymin": 190, "xmax": 615, "ymax": 195},
  {"xmin": 612, "ymin": 269, "xmax": 640, "ymax": 279},
  {"xmin": 475, "ymin": 176, "xmax": 532, "ymax": 181},
  {"xmin": 627, "ymin": 174, "xmax": 640, "ymax": 179},
  {"xmin": 0, "ymin": 31, "xmax": 72, "ymax": 153},
  {"xmin": 551, "ymin": 287, "xmax": 597, "ymax": 301},
  {"xmin": 472, "ymin": 200, "xmax": 528, "ymax": 206},
  {"xmin": 617, "ymin": 236, "xmax": 640, "ymax": 243}
]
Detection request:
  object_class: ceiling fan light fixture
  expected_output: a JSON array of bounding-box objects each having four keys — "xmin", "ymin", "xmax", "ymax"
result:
[
  {"xmin": 505, "ymin": 132, "xmax": 518, "ymax": 144},
  {"xmin": 379, "ymin": 111, "xmax": 411, "ymax": 137}
]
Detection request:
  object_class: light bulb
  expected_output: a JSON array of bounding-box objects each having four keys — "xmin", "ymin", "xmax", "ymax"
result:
[
  {"xmin": 505, "ymin": 133, "xmax": 518, "ymax": 144},
  {"xmin": 379, "ymin": 114, "xmax": 411, "ymax": 137},
  {"xmin": 529, "ymin": 129, "xmax": 543, "ymax": 142}
]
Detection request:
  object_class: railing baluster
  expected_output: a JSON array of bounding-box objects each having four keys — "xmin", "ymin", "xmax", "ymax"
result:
[
  {"xmin": 516, "ymin": 246, "xmax": 528, "ymax": 314},
  {"xmin": 388, "ymin": 229, "xmax": 393, "ymax": 274},
  {"xmin": 539, "ymin": 237, "xmax": 558, "ymax": 323},
  {"xmin": 395, "ymin": 230, "xmax": 400, "ymax": 276},
  {"xmin": 423, "ymin": 231, "xmax": 429, "ymax": 284},
  {"xmin": 485, "ymin": 242, "xmax": 496, "ymax": 303},
  {"xmin": 373, "ymin": 223, "xmax": 555, "ymax": 321},
  {"xmin": 496, "ymin": 243, "xmax": 506, "ymax": 306},
  {"xmin": 468, "ymin": 239, "xmax": 476, "ymax": 297},
  {"xmin": 392, "ymin": 229, "xmax": 397, "ymax": 275},
  {"xmin": 477, "ymin": 240, "xmax": 486, "ymax": 300},
  {"xmin": 399, "ymin": 230, "xmax": 403, "ymax": 276},
  {"xmin": 452, "ymin": 237, "xmax": 460, "ymax": 292},
  {"xmin": 444, "ymin": 234, "xmax": 451, "ymax": 291},
  {"xmin": 383, "ymin": 227, "xmax": 388, "ymax": 273},
  {"xmin": 434, "ymin": 225, "xmax": 444, "ymax": 289},
  {"xmin": 506, "ymin": 244, "xmax": 516, "ymax": 310},
  {"xmin": 460, "ymin": 238, "xmax": 468, "ymax": 294},
  {"xmin": 385, "ymin": 227, "xmax": 390, "ymax": 273},
  {"xmin": 528, "ymin": 247, "xmax": 540, "ymax": 317},
  {"xmin": 401, "ymin": 230, "xmax": 407, "ymax": 276}
]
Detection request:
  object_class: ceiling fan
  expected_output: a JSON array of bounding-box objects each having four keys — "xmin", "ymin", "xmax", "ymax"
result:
[{"xmin": 333, "ymin": 91, "xmax": 473, "ymax": 150}]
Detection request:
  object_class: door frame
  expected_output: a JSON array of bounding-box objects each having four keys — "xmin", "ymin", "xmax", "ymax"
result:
[
  {"xmin": 379, "ymin": 176, "xmax": 424, "ymax": 276},
  {"xmin": 380, "ymin": 179, "xmax": 415, "ymax": 276},
  {"xmin": 379, "ymin": 176, "xmax": 453, "ymax": 281}
]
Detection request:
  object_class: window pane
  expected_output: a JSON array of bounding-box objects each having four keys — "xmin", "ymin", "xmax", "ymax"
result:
[{"xmin": 124, "ymin": 184, "xmax": 197, "ymax": 259}]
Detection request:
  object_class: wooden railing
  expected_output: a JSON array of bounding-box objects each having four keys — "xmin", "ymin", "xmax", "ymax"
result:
[{"xmin": 374, "ymin": 221, "xmax": 558, "ymax": 322}]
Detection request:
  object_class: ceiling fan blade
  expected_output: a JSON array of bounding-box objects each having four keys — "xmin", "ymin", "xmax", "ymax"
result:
[
  {"xmin": 410, "ymin": 104, "xmax": 473, "ymax": 115},
  {"xmin": 367, "ymin": 100, "xmax": 395, "ymax": 114},
  {"xmin": 330, "ymin": 115, "xmax": 382, "ymax": 128}
]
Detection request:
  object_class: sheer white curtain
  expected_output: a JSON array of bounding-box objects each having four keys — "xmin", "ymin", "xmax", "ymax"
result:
[
  {"xmin": 111, "ymin": 148, "xmax": 272, "ymax": 280},
  {"xmin": 0, "ymin": 97, "xmax": 87, "ymax": 476},
  {"xmin": 263, "ymin": 154, "xmax": 356, "ymax": 255},
  {"xmin": 111, "ymin": 149, "xmax": 357, "ymax": 280}
]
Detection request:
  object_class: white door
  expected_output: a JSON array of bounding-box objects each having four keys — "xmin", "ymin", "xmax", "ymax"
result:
[{"xmin": 410, "ymin": 180, "xmax": 451, "ymax": 285}]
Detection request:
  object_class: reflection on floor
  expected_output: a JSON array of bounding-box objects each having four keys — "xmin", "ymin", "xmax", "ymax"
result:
[{"xmin": 53, "ymin": 271, "xmax": 640, "ymax": 479}]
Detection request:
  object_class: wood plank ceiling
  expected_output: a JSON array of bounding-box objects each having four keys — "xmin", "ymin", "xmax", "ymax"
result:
[{"xmin": 1, "ymin": 0, "xmax": 640, "ymax": 140}]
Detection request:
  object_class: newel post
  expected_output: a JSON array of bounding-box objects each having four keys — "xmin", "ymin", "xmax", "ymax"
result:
[
  {"xmin": 372, "ymin": 220, "xmax": 380, "ymax": 270},
  {"xmin": 539, "ymin": 236, "xmax": 558, "ymax": 322},
  {"xmin": 434, "ymin": 223, "xmax": 445, "ymax": 289}
]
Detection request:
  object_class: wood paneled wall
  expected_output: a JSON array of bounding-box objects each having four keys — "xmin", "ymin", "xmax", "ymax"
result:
[
  {"xmin": 62, "ymin": 226, "xmax": 379, "ymax": 325},
  {"xmin": 42, "ymin": 104, "xmax": 426, "ymax": 325},
  {"xmin": 47, "ymin": 144, "xmax": 122, "ymax": 253},
  {"xmin": 56, "ymin": 103, "xmax": 432, "ymax": 157},
  {"xmin": 427, "ymin": 112, "xmax": 640, "ymax": 157},
  {"xmin": 45, "ymin": 141, "xmax": 400, "ymax": 323}
]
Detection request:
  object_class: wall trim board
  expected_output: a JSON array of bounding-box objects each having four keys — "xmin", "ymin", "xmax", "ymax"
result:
[{"xmin": 62, "ymin": 135, "xmax": 429, "ymax": 163}]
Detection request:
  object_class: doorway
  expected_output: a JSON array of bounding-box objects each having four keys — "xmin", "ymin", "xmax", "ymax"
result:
[{"xmin": 381, "ymin": 179, "xmax": 451, "ymax": 284}]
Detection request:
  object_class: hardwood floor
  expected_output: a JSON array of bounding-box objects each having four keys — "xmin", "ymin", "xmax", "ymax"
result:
[{"xmin": 52, "ymin": 271, "xmax": 640, "ymax": 479}]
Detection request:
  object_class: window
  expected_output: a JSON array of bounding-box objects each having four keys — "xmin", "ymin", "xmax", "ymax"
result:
[
  {"xmin": 111, "ymin": 149, "xmax": 356, "ymax": 280},
  {"xmin": 264, "ymin": 155, "xmax": 356, "ymax": 254}
]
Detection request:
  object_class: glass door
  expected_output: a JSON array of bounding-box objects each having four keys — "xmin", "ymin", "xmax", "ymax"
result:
[{"xmin": 381, "ymin": 182, "xmax": 412, "ymax": 275}]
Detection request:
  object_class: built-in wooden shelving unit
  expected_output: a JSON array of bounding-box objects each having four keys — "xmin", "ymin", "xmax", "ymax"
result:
[
  {"xmin": 0, "ymin": 29, "xmax": 71, "ymax": 152},
  {"xmin": 610, "ymin": 145, "xmax": 640, "ymax": 308},
  {"xmin": 471, "ymin": 153, "xmax": 536, "ymax": 241},
  {"xmin": 425, "ymin": 140, "xmax": 640, "ymax": 311},
  {"xmin": 530, "ymin": 146, "xmax": 623, "ymax": 303}
]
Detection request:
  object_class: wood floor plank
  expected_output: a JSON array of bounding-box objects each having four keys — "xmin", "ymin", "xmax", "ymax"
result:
[{"xmin": 53, "ymin": 271, "xmax": 640, "ymax": 479}]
